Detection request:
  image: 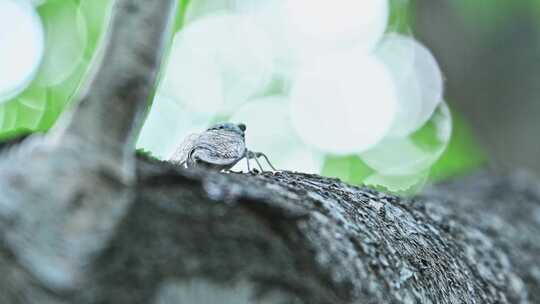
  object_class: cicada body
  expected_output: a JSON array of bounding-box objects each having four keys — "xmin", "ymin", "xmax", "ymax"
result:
[
  {"xmin": 170, "ymin": 122, "xmax": 276, "ymax": 172},
  {"xmin": 170, "ymin": 129, "xmax": 246, "ymax": 169}
]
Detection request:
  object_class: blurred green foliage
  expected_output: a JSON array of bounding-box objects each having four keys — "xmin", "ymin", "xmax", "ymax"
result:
[
  {"xmin": 323, "ymin": 155, "xmax": 374, "ymax": 185},
  {"xmin": 388, "ymin": 0, "xmax": 414, "ymax": 34},
  {"xmin": 451, "ymin": 0, "xmax": 540, "ymax": 29},
  {"xmin": 430, "ymin": 110, "xmax": 486, "ymax": 181},
  {"xmin": 174, "ymin": 0, "xmax": 192, "ymax": 31}
]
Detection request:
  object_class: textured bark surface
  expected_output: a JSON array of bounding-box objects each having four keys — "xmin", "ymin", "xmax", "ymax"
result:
[
  {"xmin": 423, "ymin": 171, "xmax": 540, "ymax": 303},
  {"xmin": 1, "ymin": 143, "xmax": 539, "ymax": 303},
  {"xmin": 75, "ymin": 159, "xmax": 539, "ymax": 303}
]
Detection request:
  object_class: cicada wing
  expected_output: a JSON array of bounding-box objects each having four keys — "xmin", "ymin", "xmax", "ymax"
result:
[
  {"xmin": 193, "ymin": 130, "xmax": 246, "ymax": 167},
  {"xmin": 169, "ymin": 133, "xmax": 201, "ymax": 165}
]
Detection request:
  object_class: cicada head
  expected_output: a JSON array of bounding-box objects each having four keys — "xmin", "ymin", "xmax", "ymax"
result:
[{"xmin": 207, "ymin": 122, "xmax": 246, "ymax": 138}]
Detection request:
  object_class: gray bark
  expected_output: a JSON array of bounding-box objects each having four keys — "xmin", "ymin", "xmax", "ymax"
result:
[
  {"xmin": 2, "ymin": 154, "xmax": 539, "ymax": 303},
  {"xmin": 0, "ymin": 0, "xmax": 539, "ymax": 303},
  {"xmin": 98, "ymin": 164, "xmax": 539, "ymax": 304}
]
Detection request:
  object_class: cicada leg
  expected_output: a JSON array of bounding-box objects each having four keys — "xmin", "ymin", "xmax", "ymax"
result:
[
  {"xmin": 178, "ymin": 160, "xmax": 187, "ymax": 168},
  {"xmin": 254, "ymin": 151, "xmax": 277, "ymax": 171},
  {"xmin": 246, "ymin": 150, "xmax": 276, "ymax": 172},
  {"xmin": 245, "ymin": 155, "xmax": 252, "ymax": 173},
  {"xmin": 252, "ymin": 155, "xmax": 265, "ymax": 172},
  {"xmin": 246, "ymin": 151, "xmax": 262, "ymax": 173}
]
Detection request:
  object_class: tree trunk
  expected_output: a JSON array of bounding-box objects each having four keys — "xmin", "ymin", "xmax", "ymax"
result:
[{"xmin": 0, "ymin": 0, "xmax": 538, "ymax": 303}]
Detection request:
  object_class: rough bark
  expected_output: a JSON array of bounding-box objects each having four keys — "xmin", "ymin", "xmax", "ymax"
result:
[
  {"xmin": 85, "ymin": 162, "xmax": 537, "ymax": 304},
  {"xmin": 0, "ymin": 0, "xmax": 539, "ymax": 303},
  {"xmin": 3, "ymin": 155, "xmax": 539, "ymax": 303}
]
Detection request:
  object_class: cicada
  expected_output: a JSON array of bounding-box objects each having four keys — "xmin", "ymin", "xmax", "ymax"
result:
[{"xmin": 169, "ymin": 123, "xmax": 276, "ymax": 172}]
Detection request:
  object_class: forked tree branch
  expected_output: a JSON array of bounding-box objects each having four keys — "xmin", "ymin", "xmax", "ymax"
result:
[{"xmin": 0, "ymin": 0, "xmax": 178, "ymax": 295}]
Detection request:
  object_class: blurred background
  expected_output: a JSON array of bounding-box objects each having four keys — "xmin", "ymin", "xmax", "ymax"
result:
[
  {"xmin": 415, "ymin": 0, "xmax": 540, "ymax": 177},
  {"xmin": 0, "ymin": 0, "xmax": 538, "ymax": 193}
]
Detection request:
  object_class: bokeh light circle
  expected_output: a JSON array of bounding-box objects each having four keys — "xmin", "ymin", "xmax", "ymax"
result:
[
  {"xmin": 137, "ymin": 94, "xmax": 213, "ymax": 159},
  {"xmin": 230, "ymin": 96, "xmax": 324, "ymax": 173},
  {"xmin": 376, "ymin": 34, "xmax": 444, "ymax": 137},
  {"xmin": 290, "ymin": 51, "xmax": 398, "ymax": 154},
  {"xmin": 159, "ymin": 13, "xmax": 275, "ymax": 116},
  {"xmin": 360, "ymin": 102, "xmax": 452, "ymax": 176},
  {"xmin": 284, "ymin": 0, "xmax": 388, "ymax": 51},
  {"xmin": 228, "ymin": 0, "xmax": 389, "ymax": 81},
  {"xmin": 0, "ymin": 0, "xmax": 44, "ymax": 103}
]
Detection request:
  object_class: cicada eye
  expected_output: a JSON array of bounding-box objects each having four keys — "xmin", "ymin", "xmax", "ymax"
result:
[{"xmin": 238, "ymin": 123, "xmax": 246, "ymax": 132}]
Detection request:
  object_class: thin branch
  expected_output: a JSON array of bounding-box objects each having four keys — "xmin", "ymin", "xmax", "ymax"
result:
[{"xmin": 56, "ymin": 0, "xmax": 179, "ymax": 163}]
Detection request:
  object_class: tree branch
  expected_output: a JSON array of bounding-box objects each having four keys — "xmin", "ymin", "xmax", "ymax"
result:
[
  {"xmin": 0, "ymin": 0, "xmax": 178, "ymax": 293},
  {"xmin": 66, "ymin": 162, "xmax": 540, "ymax": 303},
  {"xmin": 58, "ymin": 0, "xmax": 178, "ymax": 163},
  {"xmin": 1, "ymin": 147, "xmax": 538, "ymax": 303}
]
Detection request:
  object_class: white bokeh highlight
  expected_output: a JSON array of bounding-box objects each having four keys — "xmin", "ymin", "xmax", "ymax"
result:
[
  {"xmin": 235, "ymin": 0, "xmax": 388, "ymax": 73},
  {"xmin": 284, "ymin": 0, "xmax": 388, "ymax": 52},
  {"xmin": 377, "ymin": 34, "xmax": 444, "ymax": 137},
  {"xmin": 159, "ymin": 13, "xmax": 274, "ymax": 116},
  {"xmin": 290, "ymin": 51, "xmax": 398, "ymax": 154},
  {"xmin": 360, "ymin": 102, "xmax": 452, "ymax": 176},
  {"xmin": 136, "ymin": 94, "xmax": 213, "ymax": 160},
  {"xmin": 0, "ymin": 0, "xmax": 44, "ymax": 103},
  {"xmin": 230, "ymin": 96, "xmax": 324, "ymax": 173}
]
